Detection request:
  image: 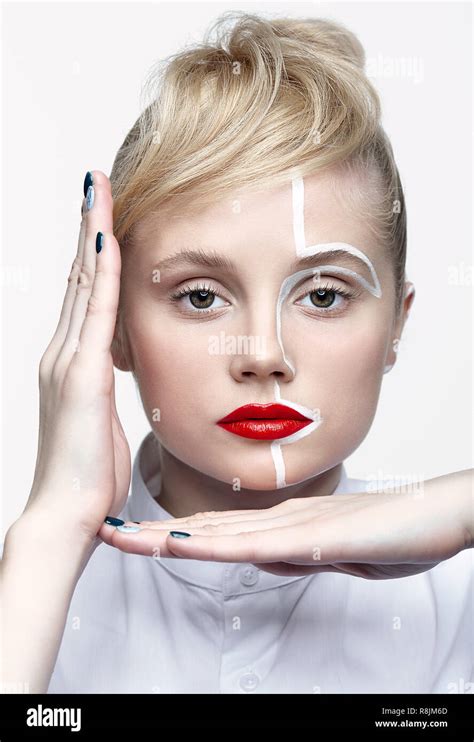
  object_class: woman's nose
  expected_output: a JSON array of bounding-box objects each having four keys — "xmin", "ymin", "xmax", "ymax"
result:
[{"xmin": 228, "ymin": 308, "xmax": 295, "ymax": 384}]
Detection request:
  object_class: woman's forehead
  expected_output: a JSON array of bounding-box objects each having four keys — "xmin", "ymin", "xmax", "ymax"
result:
[{"xmin": 130, "ymin": 170, "xmax": 388, "ymax": 278}]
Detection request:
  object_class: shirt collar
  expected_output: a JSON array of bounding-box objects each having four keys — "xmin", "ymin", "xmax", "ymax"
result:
[{"xmin": 125, "ymin": 431, "xmax": 351, "ymax": 592}]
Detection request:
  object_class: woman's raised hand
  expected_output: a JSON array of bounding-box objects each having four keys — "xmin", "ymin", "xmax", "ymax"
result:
[
  {"xmin": 15, "ymin": 170, "xmax": 131, "ymax": 549},
  {"xmin": 1, "ymin": 173, "xmax": 131, "ymax": 693},
  {"xmin": 101, "ymin": 469, "xmax": 473, "ymax": 579}
]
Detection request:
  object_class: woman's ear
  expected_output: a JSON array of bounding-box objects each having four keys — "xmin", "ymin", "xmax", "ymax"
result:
[
  {"xmin": 111, "ymin": 310, "xmax": 134, "ymax": 373},
  {"xmin": 384, "ymin": 281, "xmax": 415, "ymax": 374}
]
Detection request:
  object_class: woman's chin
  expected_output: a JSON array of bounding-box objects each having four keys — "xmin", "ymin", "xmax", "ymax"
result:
[
  {"xmin": 159, "ymin": 433, "xmax": 341, "ymax": 491},
  {"xmin": 196, "ymin": 460, "xmax": 327, "ymax": 492}
]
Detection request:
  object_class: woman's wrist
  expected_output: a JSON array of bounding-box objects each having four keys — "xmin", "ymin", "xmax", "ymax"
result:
[
  {"xmin": 1, "ymin": 508, "xmax": 101, "ymax": 693},
  {"xmin": 4, "ymin": 507, "xmax": 100, "ymax": 573}
]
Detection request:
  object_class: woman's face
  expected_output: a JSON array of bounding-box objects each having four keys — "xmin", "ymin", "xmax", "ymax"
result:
[{"xmin": 114, "ymin": 169, "xmax": 411, "ymax": 490}]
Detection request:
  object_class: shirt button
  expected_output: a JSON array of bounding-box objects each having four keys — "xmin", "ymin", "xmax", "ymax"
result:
[
  {"xmin": 239, "ymin": 565, "xmax": 259, "ymax": 587},
  {"xmin": 239, "ymin": 672, "xmax": 260, "ymax": 692}
]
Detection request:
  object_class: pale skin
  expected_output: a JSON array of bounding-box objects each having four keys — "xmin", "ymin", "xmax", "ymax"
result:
[
  {"xmin": 110, "ymin": 165, "xmax": 402, "ymax": 508},
  {"xmin": 0, "ymin": 170, "xmax": 472, "ymax": 694},
  {"xmin": 97, "ymin": 167, "xmax": 472, "ymax": 576}
]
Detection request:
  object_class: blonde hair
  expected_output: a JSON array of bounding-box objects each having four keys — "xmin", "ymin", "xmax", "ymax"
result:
[{"xmin": 110, "ymin": 11, "xmax": 407, "ymax": 309}]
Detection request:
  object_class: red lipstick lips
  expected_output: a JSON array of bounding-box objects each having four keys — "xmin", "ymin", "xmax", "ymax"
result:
[{"xmin": 217, "ymin": 403, "xmax": 312, "ymax": 440}]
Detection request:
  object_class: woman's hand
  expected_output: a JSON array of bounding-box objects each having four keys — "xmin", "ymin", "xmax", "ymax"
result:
[
  {"xmin": 99, "ymin": 469, "xmax": 473, "ymax": 579},
  {"xmin": 13, "ymin": 170, "xmax": 130, "ymax": 550},
  {"xmin": 1, "ymin": 171, "xmax": 131, "ymax": 694}
]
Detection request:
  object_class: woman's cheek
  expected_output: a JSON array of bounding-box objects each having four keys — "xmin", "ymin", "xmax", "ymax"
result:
[
  {"xmin": 300, "ymin": 322, "xmax": 388, "ymax": 440},
  {"xmin": 132, "ymin": 323, "xmax": 221, "ymax": 436}
]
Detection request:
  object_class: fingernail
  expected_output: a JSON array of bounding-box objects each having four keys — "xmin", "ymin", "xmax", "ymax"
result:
[
  {"xmin": 117, "ymin": 525, "xmax": 141, "ymax": 533},
  {"xmin": 169, "ymin": 531, "xmax": 191, "ymax": 538},
  {"xmin": 96, "ymin": 231, "xmax": 103, "ymax": 253},
  {"xmin": 85, "ymin": 185, "xmax": 94, "ymax": 211},
  {"xmin": 104, "ymin": 516, "xmax": 124, "ymax": 526},
  {"xmin": 83, "ymin": 171, "xmax": 93, "ymax": 197}
]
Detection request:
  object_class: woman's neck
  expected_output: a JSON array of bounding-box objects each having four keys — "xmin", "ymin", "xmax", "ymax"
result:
[{"xmin": 155, "ymin": 444, "xmax": 344, "ymax": 519}]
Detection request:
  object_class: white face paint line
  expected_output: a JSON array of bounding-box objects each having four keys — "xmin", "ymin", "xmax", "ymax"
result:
[
  {"xmin": 275, "ymin": 398, "xmax": 318, "ymax": 424},
  {"xmin": 273, "ymin": 378, "xmax": 322, "ymax": 429},
  {"xmin": 270, "ymin": 441, "xmax": 286, "ymax": 488},
  {"xmin": 299, "ymin": 242, "xmax": 382, "ymax": 298},
  {"xmin": 271, "ymin": 177, "xmax": 318, "ymax": 487},
  {"xmin": 271, "ymin": 175, "xmax": 384, "ymax": 487},
  {"xmin": 291, "ymin": 174, "xmax": 306, "ymax": 253},
  {"xmin": 275, "ymin": 267, "xmax": 321, "ymax": 376},
  {"xmin": 291, "ymin": 173, "xmax": 382, "ymax": 297},
  {"xmin": 278, "ymin": 181, "xmax": 382, "ymax": 375},
  {"xmin": 275, "ymin": 261, "xmax": 382, "ymax": 378},
  {"xmin": 271, "ymin": 358, "xmax": 323, "ymax": 489},
  {"xmin": 270, "ymin": 409, "xmax": 322, "ymax": 488}
]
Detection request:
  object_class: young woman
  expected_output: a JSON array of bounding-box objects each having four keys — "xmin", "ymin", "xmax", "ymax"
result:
[{"xmin": 1, "ymin": 12, "xmax": 472, "ymax": 695}]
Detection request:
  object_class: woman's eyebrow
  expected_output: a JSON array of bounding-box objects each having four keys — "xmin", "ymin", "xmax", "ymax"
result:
[
  {"xmin": 151, "ymin": 245, "xmax": 377, "ymax": 283},
  {"xmin": 152, "ymin": 248, "xmax": 237, "ymax": 274},
  {"xmin": 290, "ymin": 247, "xmax": 374, "ymax": 277}
]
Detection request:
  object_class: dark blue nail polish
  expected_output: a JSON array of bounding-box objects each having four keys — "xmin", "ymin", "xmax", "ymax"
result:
[
  {"xmin": 83, "ymin": 171, "xmax": 93, "ymax": 197},
  {"xmin": 169, "ymin": 531, "xmax": 191, "ymax": 538},
  {"xmin": 96, "ymin": 231, "xmax": 103, "ymax": 253},
  {"xmin": 104, "ymin": 516, "xmax": 124, "ymax": 526}
]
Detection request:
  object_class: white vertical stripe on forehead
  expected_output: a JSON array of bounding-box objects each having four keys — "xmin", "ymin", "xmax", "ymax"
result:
[
  {"xmin": 291, "ymin": 175, "xmax": 382, "ymax": 298},
  {"xmin": 292, "ymin": 174, "xmax": 306, "ymax": 253}
]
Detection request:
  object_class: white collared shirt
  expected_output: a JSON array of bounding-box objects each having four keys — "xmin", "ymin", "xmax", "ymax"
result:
[{"xmin": 5, "ymin": 432, "xmax": 473, "ymax": 694}]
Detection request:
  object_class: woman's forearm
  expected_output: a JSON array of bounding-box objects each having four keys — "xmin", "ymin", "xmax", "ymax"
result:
[
  {"xmin": 425, "ymin": 468, "xmax": 474, "ymax": 550},
  {"xmin": 0, "ymin": 513, "xmax": 98, "ymax": 694}
]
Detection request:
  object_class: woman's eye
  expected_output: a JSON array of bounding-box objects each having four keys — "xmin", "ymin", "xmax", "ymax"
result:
[
  {"xmin": 297, "ymin": 287, "xmax": 346, "ymax": 311},
  {"xmin": 170, "ymin": 285, "xmax": 228, "ymax": 313},
  {"xmin": 187, "ymin": 289, "xmax": 225, "ymax": 310},
  {"xmin": 171, "ymin": 282, "xmax": 352, "ymax": 316},
  {"xmin": 310, "ymin": 288, "xmax": 337, "ymax": 308}
]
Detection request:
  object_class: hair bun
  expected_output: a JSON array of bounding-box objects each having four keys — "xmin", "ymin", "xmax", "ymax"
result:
[{"xmin": 270, "ymin": 17, "xmax": 366, "ymax": 70}]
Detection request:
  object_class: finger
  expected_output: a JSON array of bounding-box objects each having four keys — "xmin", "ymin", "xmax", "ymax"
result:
[
  {"xmin": 98, "ymin": 522, "xmax": 117, "ymax": 545},
  {"xmin": 55, "ymin": 219, "xmax": 88, "ymax": 345},
  {"xmin": 130, "ymin": 495, "xmax": 338, "ymax": 529},
  {"xmin": 164, "ymin": 511, "xmax": 443, "ymax": 567},
  {"xmin": 100, "ymin": 520, "xmax": 346, "ymax": 571},
  {"xmin": 121, "ymin": 512, "xmax": 301, "ymax": 538},
  {"xmin": 55, "ymin": 172, "xmax": 114, "ymax": 368},
  {"xmin": 165, "ymin": 524, "xmax": 314, "ymax": 563},
  {"xmin": 121, "ymin": 499, "xmax": 328, "ymax": 532},
  {"xmin": 75, "ymin": 231, "xmax": 121, "ymax": 363},
  {"xmin": 101, "ymin": 525, "xmax": 188, "ymax": 558},
  {"xmin": 40, "ymin": 195, "xmax": 89, "ymax": 367},
  {"xmin": 125, "ymin": 501, "xmax": 294, "ymax": 530},
  {"xmin": 110, "ymin": 370, "xmax": 121, "ymax": 425},
  {"xmin": 135, "ymin": 508, "xmax": 278, "ymax": 526},
  {"xmin": 119, "ymin": 517, "xmax": 285, "ymax": 539}
]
